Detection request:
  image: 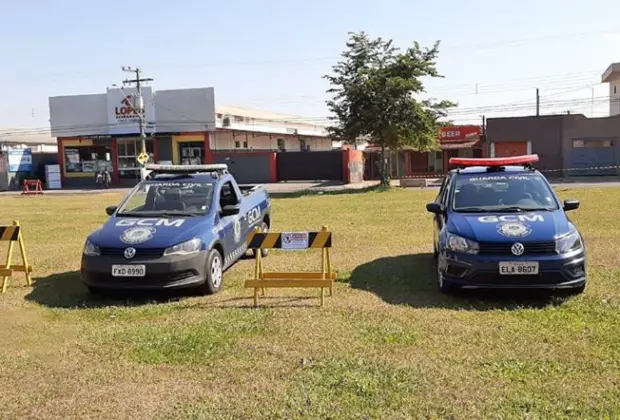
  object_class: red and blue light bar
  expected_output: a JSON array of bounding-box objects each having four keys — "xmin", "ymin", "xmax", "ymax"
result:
[{"xmin": 449, "ymin": 154, "xmax": 539, "ymax": 167}]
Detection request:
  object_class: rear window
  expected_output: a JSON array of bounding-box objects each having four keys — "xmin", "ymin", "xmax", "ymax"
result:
[
  {"xmin": 117, "ymin": 181, "xmax": 214, "ymax": 216},
  {"xmin": 451, "ymin": 172, "xmax": 559, "ymax": 212}
]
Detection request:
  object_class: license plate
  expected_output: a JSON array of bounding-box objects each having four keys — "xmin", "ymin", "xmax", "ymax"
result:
[
  {"xmin": 499, "ymin": 261, "xmax": 539, "ymax": 275},
  {"xmin": 111, "ymin": 265, "xmax": 146, "ymax": 277}
]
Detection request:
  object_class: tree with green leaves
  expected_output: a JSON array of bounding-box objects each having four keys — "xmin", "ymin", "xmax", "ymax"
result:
[{"xmin": 324, "ymin": 31, "xmax": 457, "ymax": 187}]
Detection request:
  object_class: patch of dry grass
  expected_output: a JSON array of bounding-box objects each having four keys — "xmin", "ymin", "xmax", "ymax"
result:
[{"xmin": 0, "ymin": 186, "xmax": 619, "ymax": 419}]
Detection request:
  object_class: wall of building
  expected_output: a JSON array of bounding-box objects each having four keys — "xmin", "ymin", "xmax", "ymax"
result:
[
  {"xmin": 49, "ymin": 87, "xmax": 216, "ymax": 138},
  {"xmin": 486, "ymin": 116, "xmax": 564, "ymax": 174},
  {"xmin": 211, "ymin": 129, "xmax": 332, "ymax": 152}
]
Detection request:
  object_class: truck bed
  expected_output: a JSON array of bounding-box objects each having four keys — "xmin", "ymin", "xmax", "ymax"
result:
[{"xmin": 238, "ymin": 184, "xmax": 263, "ymax": 196}]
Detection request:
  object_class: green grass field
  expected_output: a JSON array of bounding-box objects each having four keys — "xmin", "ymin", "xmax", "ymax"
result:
[{"xmin": 1, "ymin": 186, "xmax": 620, "ymax": 419}]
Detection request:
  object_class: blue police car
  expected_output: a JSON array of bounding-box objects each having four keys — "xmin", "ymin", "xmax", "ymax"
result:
[
  {"xmin": 426, "ymin": 154, "xmax": 586, "ymax": 294},
  {"xmin": 81, "ymin": 164, "xmax": 271, "ymax": 295}
]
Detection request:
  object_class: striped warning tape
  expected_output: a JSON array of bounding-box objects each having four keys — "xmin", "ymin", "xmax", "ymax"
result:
[
  {"xmin": 247, "ymin": 231, "xmax": 332, "ymax": 249},
  {"xmin": 0, "ymin": 226, "xmax": 20, "ymax": 242},
  {"xmin": 390, "ymin": 164, "xmax": 620, "ymax": 180}
]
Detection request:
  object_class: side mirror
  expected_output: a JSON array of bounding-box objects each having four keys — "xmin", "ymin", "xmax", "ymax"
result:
[
  {"xmin": 426, "ymin": 202, "xmax": 445, "ymax": 214},
  {"xmin": 105, "ymin": 206, "xmax": 117, "ymax": 216},
  {"xmin": 563, "ymin": 199, "xmax": 580, "ymax": 211},
  {"xmin": 220, "ymin": 204, "xmax": 241, "ymax": 217}
]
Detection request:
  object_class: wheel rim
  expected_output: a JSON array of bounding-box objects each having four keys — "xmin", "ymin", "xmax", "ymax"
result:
[{"xmin": 211, "ymin": 255, "xmax": 223, "ymax": 288}]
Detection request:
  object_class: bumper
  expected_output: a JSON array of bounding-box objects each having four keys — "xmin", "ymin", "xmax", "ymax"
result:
[
  {"xmin": 80, "ymin": 251, "xmax": 209, "ymax": 290},
  {"xmin": 439, "ymin": 250, "xmax": 587, "ymax": 289}
]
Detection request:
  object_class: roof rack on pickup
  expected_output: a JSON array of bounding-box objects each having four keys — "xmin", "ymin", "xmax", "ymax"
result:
[
  {"xmin": 144, "ymin": 164, "xmax": 230, "ymax": 180},
  {"xmin": 450, "ymin": 154, "xmax": 539, "ymax": 172}
]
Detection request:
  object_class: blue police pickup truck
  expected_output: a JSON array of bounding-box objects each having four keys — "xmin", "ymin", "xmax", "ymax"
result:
[
  {"xmin": 81, "ymin": 164, "xmax": 271, "ymax": 295},
  {"xmin": 426, "ymin": 155, "xmax": 586, "ymax": 294}
]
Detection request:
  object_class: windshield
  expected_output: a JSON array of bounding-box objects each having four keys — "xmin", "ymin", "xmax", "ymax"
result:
[
  {"xmin": 117, "ymin": 181, "xmax": 214, "ymax": 216},
  {"xmin": 451, "ymin": 173, "xmax": 559, "ymax": 212}
]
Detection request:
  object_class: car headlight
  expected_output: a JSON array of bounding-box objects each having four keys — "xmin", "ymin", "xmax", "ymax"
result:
[
  {"xmin": 555, "ymin": 231, "xmax": 583, "ymax": 254},
  {"xmin": 163, "ymin": 238, "xmax": 202, "ymax": 256},
  {"xmin": 83, "ymin": 240, "xmax": 100, "ymax": 256},
  {"xmin": 446, "ymin": 233, "xmax": 480, "ymax": 254}
]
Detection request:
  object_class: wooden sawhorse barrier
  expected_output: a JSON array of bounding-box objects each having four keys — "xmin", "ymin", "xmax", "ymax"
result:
[
  {"xmin": 0, "ymin": 221, "xmax": 33, "ymax": 294},
  {"xmin": 244, "ymin": 225, "xmax": 337, "ymax": 307}
]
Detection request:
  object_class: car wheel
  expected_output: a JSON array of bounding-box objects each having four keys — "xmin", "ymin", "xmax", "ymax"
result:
[
  {"xmin": 253, "ymin": 221, "xmax": 269, "ymax": 258},
  {"xmin": 436, "ymin": 257, "xmax": 454, "ymax": 293},
  {"xmin": 200, "ymin": 248, "xmax": 223, "ymax": 295}
]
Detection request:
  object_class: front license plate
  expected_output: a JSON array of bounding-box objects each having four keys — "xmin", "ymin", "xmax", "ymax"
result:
[
  {"xmin": 111, "ymin": 265, "xmax": 146, "ymax": 277},
  {"xmin": 499, "ymin": 261, "xmax": 539, "ymax": 275}
]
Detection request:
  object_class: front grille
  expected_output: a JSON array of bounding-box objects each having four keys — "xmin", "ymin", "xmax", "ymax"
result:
[
  {"xmin": 99, "ymin": 247, "xmax": 166, "ymax": 258},
  {"xmin": 478, "ymin": 241, "xmax": 556, "ymax": 256}
]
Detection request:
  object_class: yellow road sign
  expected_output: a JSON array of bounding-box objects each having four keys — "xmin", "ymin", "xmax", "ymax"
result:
[{"xmin": 136, "ymin": 152, "xmax": 150, "ymax": 165}]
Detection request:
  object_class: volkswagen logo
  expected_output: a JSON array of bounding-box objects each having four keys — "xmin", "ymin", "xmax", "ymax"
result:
[
  {"xmin": 124, "ymin": 247, "xmax": 136, "ymax": 259},
  {"xmin": 511, "ymin": 242, "xmax": 525, "ymax": 256}
]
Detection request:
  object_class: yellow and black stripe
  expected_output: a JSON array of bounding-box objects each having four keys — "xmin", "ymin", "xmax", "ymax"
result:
[
  {"xmin": 0, "ymin": 226, "xmax": 20, "ymax": 242},
  {"xmin": 247, "ymin": 231, "xmax": 332, "ymax": 249}
]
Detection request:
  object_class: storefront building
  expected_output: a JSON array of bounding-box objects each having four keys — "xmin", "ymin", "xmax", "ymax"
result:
[
  {"xmin": 363, "ymin": 125, "xmax": 486, "ymax": 179},
  {"xmin": 49, "ymin": 86, "xmax": 217, "ymax": 187}
]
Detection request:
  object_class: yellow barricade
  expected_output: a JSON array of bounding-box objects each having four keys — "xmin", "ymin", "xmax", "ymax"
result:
[
  {"xmin": 0, "ymin": 220, "xmax": 33, "ymax": 294},
  {"xmin": 244, "ymin": 225, "xmax": 337, "ymax": 307}
]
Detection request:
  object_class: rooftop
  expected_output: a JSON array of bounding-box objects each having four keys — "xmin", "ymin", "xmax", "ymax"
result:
[{"xmin": 601, "ymin": 62, "xmax": 620, "ymax": 83}]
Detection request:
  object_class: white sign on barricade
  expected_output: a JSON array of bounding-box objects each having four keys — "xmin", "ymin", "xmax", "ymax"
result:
[{"xmin": 281, "ymin": 232, "xmax": 309, "ymax": 250}]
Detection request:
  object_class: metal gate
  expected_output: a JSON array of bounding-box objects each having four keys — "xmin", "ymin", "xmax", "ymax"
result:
[
  {"xmin": 214, "ymin": 153, "xmax": 272, "ymax": 184},
  {"xmin": 276, "ymin": 151, "xmax": 343, "ymax": 181},
  {"xmin": 568, "ymin": 139, "xmax": 617, "ymax": 176}
]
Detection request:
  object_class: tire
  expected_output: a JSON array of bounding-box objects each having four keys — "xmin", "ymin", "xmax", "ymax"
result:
[
  {"xmin": 199, "ymin": 248, "xmax": 224, "ymax": 295},
  {"xmin": 252, "ymin": 221, "xmax": 270, "ymax": 258}
]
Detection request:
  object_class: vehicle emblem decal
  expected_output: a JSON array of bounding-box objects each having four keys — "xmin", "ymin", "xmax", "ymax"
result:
[
  {"xmin": 497, "ymin": 221, "xmax": 532, "ymax": 238},
  {"xmin": 233, "ymin": 216, "xmax": 241, "ymax": 244},
  {"xmin": 511, "ymin": 242, "xmax": 525, "ymax": 256},
  {"xmin": 124, "ymin": 247, "xmax": 136, "ymax": 259},
  {"xmin": 120, "ymin": 227, "xmax": 156, "ymax": 245}
]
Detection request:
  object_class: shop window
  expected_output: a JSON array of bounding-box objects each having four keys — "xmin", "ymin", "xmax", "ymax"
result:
[
  {"xmin": 179, "ymin": 141, "xmax": 204, "ymax": 165},
  {"xmin": 117, "ymin": 138, "xmax": 154, "ymax": 179},
  {"xmin": 64, "ymin": 146, "xmax": 112, "ymax": 173}
]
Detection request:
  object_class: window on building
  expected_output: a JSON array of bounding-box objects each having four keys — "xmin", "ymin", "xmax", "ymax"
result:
[
  {"xmin": 277, "ymin": 138, "xmax": 285, "ymax": 151},
  {"xmin": 615, "ymin": 86, "xmax": 617, "ymax": 94},
  {"xmin": 234, "ymin": 140, "xmax": 240, "ymax": 148},
  {"xmin": 64, "ymin": 145, "xmax": 113, "ymax": 173},
  {"xmin": 243, "ymin": 140, "xmax": 248, "ymax": 148},
  {"xmin": 435, "ymin": 151, "xmax": 442, "ymax": 159},
  {"xmin": 216, "ymin": 113, "xmax": 223, "ymax": 119},
  {"xmin": 233, "ymin": 115, "xmax": 244, "ymax": 123},
  {"xmin": 299, "ymin": 138, "xmax": 307, "ymax": 151},
  {"xmin": 473, "ymin": 149, "xmax": 483, "ymax": 158},
  {"xmin": 117, "ymin": 138, "xmax": 154, "ymax": 179},
  {"xmin": 573, "ymin": 139, "xmax": 614, "ymax": 148}
]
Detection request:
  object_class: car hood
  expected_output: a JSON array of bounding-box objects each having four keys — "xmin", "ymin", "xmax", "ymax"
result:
[
  {"xmin": 447, "ymin": 210, "xmax": 573, "ymax": 242},
  {"xmin": 88, "ymin": 216, "xmax": 211, "ymax": 248}
]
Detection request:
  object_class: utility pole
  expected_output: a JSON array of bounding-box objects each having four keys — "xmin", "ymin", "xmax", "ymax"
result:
[
  {"xmin": 121, "ymin": 66, "xmax": 153, "ymax": 175},
  {"xmin": 535, "ymin": 88, "xmax": 540, "ymax": 116}
]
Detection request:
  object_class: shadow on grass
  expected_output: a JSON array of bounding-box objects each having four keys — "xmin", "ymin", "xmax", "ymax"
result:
[
  {"xmin": 176, "ymin": 295, "xmax": 322, "ymax": 309},
  {"xmin": 346, "ymin": 253, "xmax": 573, "ymax": 311},
  {"xmin": 24, "ymin": 271, "xmax": 192, "ymax": 309},
  {"xmin": 269, "ymin": 184, "xmax": 387, "ymax": 199}
]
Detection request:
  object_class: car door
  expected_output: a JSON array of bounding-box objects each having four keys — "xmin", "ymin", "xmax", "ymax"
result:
[
  {"xmin": 217, "ymin": 180, "xmax": 242, "ymax": 261},
  {"xmin": 434, "ymin": 174, "xmax": 452, "ymax": 248}
]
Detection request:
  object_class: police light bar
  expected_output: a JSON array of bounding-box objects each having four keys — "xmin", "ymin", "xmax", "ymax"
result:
[
  {"xmin": 449, "ymin": 154, "xmax": 539, "ymax": 167},
  {"xmin": 145, "ymin": 163, "xmax": 229, "ymax": 173}
]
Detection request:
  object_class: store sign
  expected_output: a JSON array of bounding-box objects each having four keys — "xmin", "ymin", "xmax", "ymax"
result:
[
  {"xmin": 439, "ymin": 125, "xmax": 481, "ymax": 142},
  {"xmin": 8, "ymin": 148, "xmax": 32, "ymax": 172},
  {"xmin": 106, "ymin": 87, "xmax": 155, "ymax": 135}
]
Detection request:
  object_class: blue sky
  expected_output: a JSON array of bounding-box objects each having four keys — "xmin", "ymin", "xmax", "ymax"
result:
[{"xmin": 2, "ymin": 0, "xmax": 620, "ymax": 130}]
